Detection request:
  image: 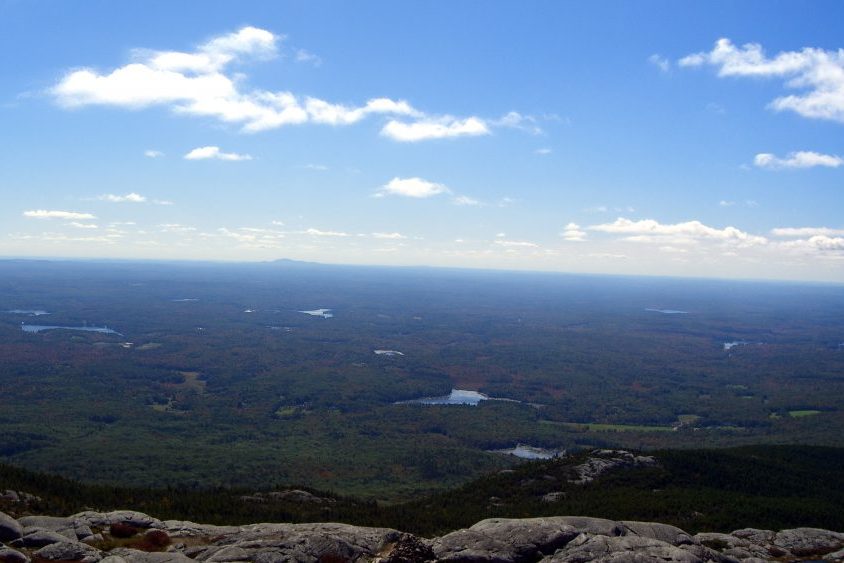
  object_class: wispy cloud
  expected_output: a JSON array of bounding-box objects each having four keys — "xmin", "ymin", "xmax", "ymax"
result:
[
  {"xmin": 680, "ymin": 38, "xmax": 844, "ymax": 123},
  {"xmin": 771, "ymin": 226, "xmax": 844, "ymax": 237},
  {"xmin": 375, "ymin": 177, "xmax": 450, "ymax": 198},
  {"xmin": 99, "ymin": 192, "xmax": 146, "ymax": 203},
  {"xmin": 494, "ymin": 240, "xmax": 539, "ymax": 248},
  {"xmin": 535, "ymin": 147, "xmax": 552, "ymax": 156},
  {"xmin": 144, "ymin": 149, "xmax": 165, "ymax": 158},
  {"xmin": 295, "ymin": 49, "xmax": 322, "ymax": 67},
  {"xmin": 561, "ymin": 222, "xmax": 587, "ymax": 242},
  {"xmin": 184, "ymin": 146, "xmax": 252, "ymax": 161},
  {"xmin": 371, "ymin": 232, "xmax": 406, "ymax": 239},
  {"xmin": 50, "ymin": 26, "xmax": 514, "ymax": 141},
  {"xmin": 590, "ymin": 217, "xmax": 767, "ymax": 247},
  {"xmin": 491, "ymin": 111, "xmax": 543, "ymax": 134},
  {"xmin": 23, "ymin": 209, "xmax": 96, "ymax": 220},
  {"xmin": 780, "ymin": 235, "xmax": 844, "ymax": 252},
  {"xmin": 159, "ymin": 223, "xmax": 196, "ymax": 233},
  {"xmin": 303, "ymin": 228, "xmax": 351, "ymax": 237},
  {"xmin": 452, "ymin": 195, "xmax": 481, "ymax": 206},
  {"xmin": 381, "ymin": 117, "xmax": 489, "ymax": 142},
  {"xmin": 754, "ymin": 151, "xmax": 842, "ymax": 169},
  {"xmin": 69, "ymin": 222, "xmax": 98, "ymax": 229},
  {"xmin": 648, "ymin": 54, "xmax": 670, "ymax": 72}
]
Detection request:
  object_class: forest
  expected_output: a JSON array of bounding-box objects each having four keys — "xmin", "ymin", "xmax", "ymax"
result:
[{"xmin": 1, "ymin": 259, "xmax": 842, "ymax": 500}]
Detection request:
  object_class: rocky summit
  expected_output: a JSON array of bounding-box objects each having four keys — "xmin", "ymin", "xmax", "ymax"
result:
[{"xmin": 0, "ymin": 509, "xmax": 842, "ymax": 563}]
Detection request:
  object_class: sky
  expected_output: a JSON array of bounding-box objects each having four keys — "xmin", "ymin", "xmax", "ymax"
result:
[{"xmin": 1, "ymin": 0, "xmax": 843, "ymax": 282}]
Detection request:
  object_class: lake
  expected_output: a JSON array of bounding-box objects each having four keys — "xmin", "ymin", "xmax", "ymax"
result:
[
  {"xmin": 5, "ymin": 309, "xmax": 49, "ymax": 316},
  {"xmin": 397, "ymin": 389, "xmax": 489, "ymax": 406},
  {"xmin": 490, "ymin": 444, "xmax": 564, "ymax": 460},
  {"xmin": 300, "ymin": 308, "xmax": 333, "ymax": 318},
  {"xmin": 22, "ymin": 324, "xmax": 122, "ymax": 335}
]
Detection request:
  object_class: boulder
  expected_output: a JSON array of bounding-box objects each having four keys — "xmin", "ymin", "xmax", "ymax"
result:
[
  {"xmin": 189, "ymin": 522, "xmax": 402, "ymax": 563},
  {"xmin": 34, "ymin": 540, "xmax": 102, "ymax": 563},
  {"xmin": 162, "ymin": 520, "xmax": 239, "ymax": 538},
  {"xmin": 73, "ymin": 511, "xmax": 165, "ymax": 531},
  {"xmin": 773, "ymin": 527, "xmax": 844, "ymax": 557},
  {"xmin": 21, "ymin": 528, "xmax": 74, "ymax": 548},
  {"xmin": 17, "ymin": 516, "xmax": 76, "ymax": 540},
  {"xmin": 432, "ymin": 517, "xmax": 580, "ymax": 562},
  {"xmin": 0, "ymin": 512, "xmax": 22, "ymax": 543},
  {"xmin": 622, "ymin": 522, "xmax": 694, "ymax": 546},
  {"xmin": 543, "ymin": 534, "xmax": 703, "ymax": 562},
  {"xmin": 0, "ymin": 546, "xmax": 29, "ymax": 563},
  {"xmin": 102, "ymin": 550, "xmax": 194, "ymax": 563}
]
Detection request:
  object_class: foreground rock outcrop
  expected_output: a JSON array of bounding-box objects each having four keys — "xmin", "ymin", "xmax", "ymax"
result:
[{"xmin": 0, "ymin": 509, "xmax": 841, "ymax": 562}]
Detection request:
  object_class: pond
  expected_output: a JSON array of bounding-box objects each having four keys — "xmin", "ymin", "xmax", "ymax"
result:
[
  {"xmin": 300, "ymin": 308, "xmax": 333, "ymax": 318},
  {"xmin": 4, "ymin": 309, "xmax": 49, "ymax": 316},
  {"xmin": 22, "ymin": 324, "xmax": 122, "ymax": 335},
  {"xmin": 396, "ymin": 389, "xmax": 520, "ymax": 406},
  {"xmin": 489, "ymin": 444, "xmax": 564, "ymax": 460}
]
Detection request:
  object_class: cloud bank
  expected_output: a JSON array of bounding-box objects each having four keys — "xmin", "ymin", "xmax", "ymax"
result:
[
  {"xmin": 51, "ymin": 26, "xmax": 521, "ymax": 141},
  {"xmin": 681, "ymin": 38, "xmax": 844, "ymax": 123}
]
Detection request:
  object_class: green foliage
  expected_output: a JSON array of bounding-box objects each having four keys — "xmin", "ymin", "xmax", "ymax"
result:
[{"xmin": 1, "ymin": 446, "xmax": 841, "ymax": 537}]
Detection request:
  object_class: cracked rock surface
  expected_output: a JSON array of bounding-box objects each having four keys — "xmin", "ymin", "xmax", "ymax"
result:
[{"xmin": 0, "ymin": 509, "xmax": 842, "ymax": 562}]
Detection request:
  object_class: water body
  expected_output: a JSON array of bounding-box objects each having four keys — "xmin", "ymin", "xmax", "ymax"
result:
[
  {"xmin": 397, "ymin": 388, "xmax": 524, "ymax": 406},
  {"xmin": 5, "ymin": 309, "xmax": 49, "ymax": 316},
  {"xmin": 397, "ymin": 389, "xmax": 491, "ymax": 406},
  {"xmin": 300, "ymin": 308, "xmax": 333, "ymax": 318},
  {"xmin": 22, "ymin": 324, "xmax": 122, "ymax": 335},
  {"xmin": 645, "ymin": 308, "xmax": 688, "ymax": 315},
  {"xmin": 491, "ymin": 444, "xmax": 563, "ymax": 460},
  {"xmin": 724, "ymin": 341, "xmax": 762, "ymax": 351},
  {"xmin": 374, "ymin": 350, "xmax": 404, "ymax": 356}
]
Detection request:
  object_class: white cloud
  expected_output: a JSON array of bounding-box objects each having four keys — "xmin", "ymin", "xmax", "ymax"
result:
[
  {"xmin": 771, "ymin": 226, "xmax": 844, "ymax": 237},
  {"xmin": 453, "ymin": 195, "xmax": 481, "ymax": 206},
  {"xmin": 494, "ymin": 240, "xmax": 539, "ymax": 248},
  {"xmin": 380, "ymin": 117, "xmax": 489, "ymax": 142},
  {"xmin": 184, "ymin": 146, "xmax": 252, "ymax": 161},
  {"xmin": 144, "ymin": 150, "xmax": 164, "ymax": 158},
  {"xmin": 535, "ymin": 147, "xmax": 552, "ymax": 155},
  {"xmin": 491, "ymin": 111, "xmax": 542, "ymax": 134},
  {"xmin": 303, "ymin": 163, "xmax": 328, "ymax": 171},
  {"xmin": 99, "ymin": 192, "xmax": 147, "ymax": 203},
  {"xmin": 69, "ymin": 222, "xmax": 98, "ymax": 229},
  {"xmin": 754, "ymin": 151, "xmax": 843, "ymax": 169},
  {"xmin": 159, "ymin": 223, "xmax": 196, "ymax": 233},
  {"xmin": 376, "ymin": 177, "xmax": 450, "ymax": 198},
  {"xmin": 561, "ymin": 222, "xmax": 587, "ymax": 242},
  {"xmin": 719, "ymin": 200, "xmax": 735, "ymax": 207},
  {"xmin": 680, "ymin": 38, "xmax": 844, "ymax": 123},
  {"xmin": 781, "ymin": 235, "xmax": 844, "ymax": 252},
  {"xmin": 295, "ymin": 49, "xmax": 322, "ymax": 66},
  {"xmin": 648, "ymin": 54, "xmax": 670, "ymax": 72},
  {"xmin": 371, "ymin": 232, "xmax": 406, "ymax": 239},
  {"xmin": 304, "ymin": 228, "xmax": 351, "ymax": 237},
  {"xmin": 589, "ymin": 217, "xmax": 767, "ymax": 246},
  {"xmin": 23, "ymin": 209, "xmax": 96, "ymax": 220},
  {"xmin": 51, "ymin": 27, "xmax": 497, "ymax": 140}
]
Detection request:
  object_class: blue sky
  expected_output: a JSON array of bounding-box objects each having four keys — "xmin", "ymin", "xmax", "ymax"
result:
[{"xmin": 2, "ymin": 0, "xmax": 843, "ymax": 281}]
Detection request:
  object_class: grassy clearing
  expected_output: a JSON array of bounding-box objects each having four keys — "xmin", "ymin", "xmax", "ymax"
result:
[
  {"xmin": 789, "ymin": 410, "xmax": 822, "ymax": 418},
  {"xmin": 540, "ymin": 420, "xmax": 675, "ymax": 433}
]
